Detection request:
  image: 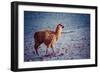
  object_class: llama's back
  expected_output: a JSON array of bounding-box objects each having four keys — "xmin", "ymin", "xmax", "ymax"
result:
[{"xmin": 34, "ymin": 30, "xmax": 56, "ymax": 43}]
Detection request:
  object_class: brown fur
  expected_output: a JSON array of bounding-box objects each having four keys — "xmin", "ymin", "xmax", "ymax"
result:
[{"xmin": 34, "ymin": 24, "xmax": 64, "ymax": 55}]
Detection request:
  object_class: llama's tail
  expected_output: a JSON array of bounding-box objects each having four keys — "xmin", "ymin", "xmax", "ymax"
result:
[{"xmin": 34, "ymin": 32, "xmax": 38, "ymax": 40}]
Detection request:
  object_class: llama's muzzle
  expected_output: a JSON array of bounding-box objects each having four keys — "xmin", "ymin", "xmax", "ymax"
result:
[{"xmin": 62, "ymin": 25, "xmax": 64, "ymax": 28}]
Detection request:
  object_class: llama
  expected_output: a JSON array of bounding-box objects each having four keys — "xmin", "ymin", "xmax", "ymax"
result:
[{"xmin": 34, "ymin": 24, "xmax": 64, "ymax": 55}]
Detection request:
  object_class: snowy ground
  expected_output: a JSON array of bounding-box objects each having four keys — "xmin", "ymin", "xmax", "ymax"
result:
[{"xmin": 24, "ymin": 27, "xmax": 90, "ymax": 62}]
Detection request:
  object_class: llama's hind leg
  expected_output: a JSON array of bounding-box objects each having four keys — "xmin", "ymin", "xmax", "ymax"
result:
[
  {"xmin": 34, "ymin": 43, "xmax": 41, "ymax": 56},
  {"xmin": 46, "ymin": 48, "xmax": 48, "ymax": 55},
  {"xmin": 45, "ymin": 45, "xmax": 51, "ymax": 55}
]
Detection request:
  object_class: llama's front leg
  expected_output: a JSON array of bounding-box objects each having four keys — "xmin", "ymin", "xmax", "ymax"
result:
[
  {"xmin": 51, "ymin": 45, "xmax": 56, "ymax": 56},
  {"xmin": 51, "ymin": 46, "xmax": 55, "ymax": 54},
  {"xmin": 46, "ymin": 45, "xmax": 51, "ymax": 55}
]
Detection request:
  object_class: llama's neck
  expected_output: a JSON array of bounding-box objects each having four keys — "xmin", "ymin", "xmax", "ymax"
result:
[{"xmin": 55, "ymin": 28, "xmax": 62, "ymax": 41}]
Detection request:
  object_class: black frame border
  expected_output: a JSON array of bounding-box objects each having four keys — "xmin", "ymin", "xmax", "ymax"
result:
[{"xmin": 11, "ymin": 1, "xmax": 98, "ymax": 72}]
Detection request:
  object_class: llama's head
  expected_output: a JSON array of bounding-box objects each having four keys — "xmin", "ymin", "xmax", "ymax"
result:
[
  {"xmin": 56, "ymin": 24, "xmax": 64, "ymax": 33},
  {"xmin": 55, "ymin": 24, "xmax": 64, "ymax": 40},
  {"xmin": 57, "ymin": 24, "xmax": 64, "ymax": 29}
]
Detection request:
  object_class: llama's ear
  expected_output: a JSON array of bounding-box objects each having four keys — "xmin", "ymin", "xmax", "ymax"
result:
[{"xmin": 58, "ymin": 24, "xmax": 61, "ymax": 26}]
